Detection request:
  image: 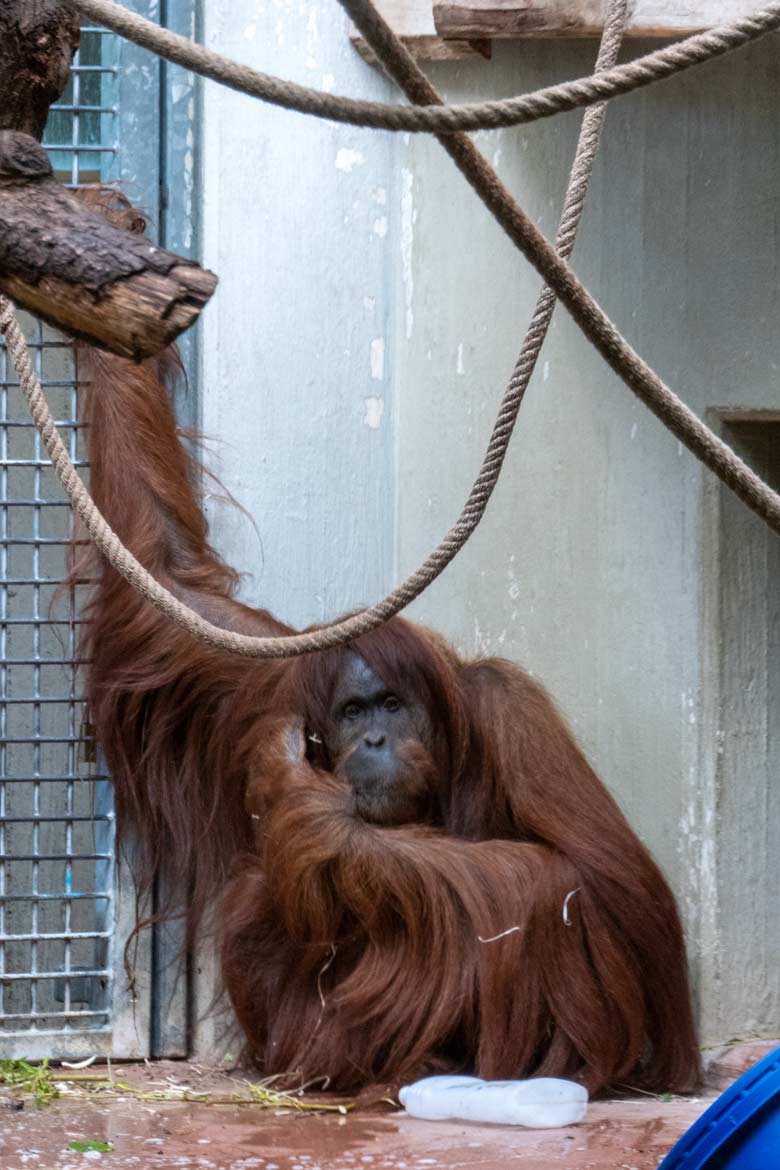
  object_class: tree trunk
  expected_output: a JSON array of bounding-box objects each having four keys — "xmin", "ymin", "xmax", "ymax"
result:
[{"xmin": 0, "ymin": 0, "xmax": 81, "ymax": 140}]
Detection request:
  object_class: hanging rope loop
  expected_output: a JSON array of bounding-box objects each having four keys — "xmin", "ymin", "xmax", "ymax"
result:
[
  {"xmin": 2, "ymin": 0, "xmax": 780, "ymax": 658},
  {"xmin": 0, "ymin": 0, "xmax": 630, "ymax": 658},
  {"xmin": 68, "ymin": 0, "xmax": 780, "ymax": 135}
]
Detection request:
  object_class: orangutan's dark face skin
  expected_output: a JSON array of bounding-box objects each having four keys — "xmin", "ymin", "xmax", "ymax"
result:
[{"xmin": 322, "ymin": 654, "xmax": 438, "ymax": 826}]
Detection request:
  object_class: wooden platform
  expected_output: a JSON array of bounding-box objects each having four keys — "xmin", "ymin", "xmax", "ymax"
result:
[{"xmin": 351, "ymin": 1, "xmax": 766, "ymax": 61}]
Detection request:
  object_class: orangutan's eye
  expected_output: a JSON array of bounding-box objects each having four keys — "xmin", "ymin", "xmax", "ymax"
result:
[
  {"xmin": 343, "ymin": 703, "xmax": 362, "ymax": 721},
  {"xmin": 383, "ymin": 695, "xmax": 401, "ymax": 712}
]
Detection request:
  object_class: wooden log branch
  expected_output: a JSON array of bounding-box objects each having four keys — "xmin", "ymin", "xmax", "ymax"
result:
[
  {"xmin": 433, "ymin": 0, "xmax": 760, "ymax": 40},
  {"xmin": 0, "ymin": 0, "xmax": 218, "ymax": 360},
  {"xmin": 0, "ymin": 132, "xmax": 218, "ymax": 360}
]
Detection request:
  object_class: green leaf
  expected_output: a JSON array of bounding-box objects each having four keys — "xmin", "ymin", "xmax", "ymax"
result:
[
  {"xmin": 0, "ymin": 1059, "xmax": 59, "ymax": 1104},
  {"xmin": 68, "ymin": 1141, "xmax": 113, "ymax": 1153}
]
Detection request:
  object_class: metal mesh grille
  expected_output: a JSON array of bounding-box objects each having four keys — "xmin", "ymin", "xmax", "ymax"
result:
[
  {"xmin": 0, "ymin": 28, "xmax": 119, "ymax": 1038},
  {"xmin": 45, "ymin": 28, "xmax": 119, "ymax": 187}
]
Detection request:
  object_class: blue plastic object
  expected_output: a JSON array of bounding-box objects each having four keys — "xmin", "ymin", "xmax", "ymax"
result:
[{"xmin": 659, "ymin": 1047, "xmax": 780, "ymax": 1169}]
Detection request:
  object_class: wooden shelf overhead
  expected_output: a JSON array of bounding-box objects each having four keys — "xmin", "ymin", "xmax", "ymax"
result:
[
  {"xmin": 351, "ymin": 0, "xmax": 491, "ymax": 61},
  {"xmin": 352, "ymin": 1, "xmax": 766, "ymax": 60}
]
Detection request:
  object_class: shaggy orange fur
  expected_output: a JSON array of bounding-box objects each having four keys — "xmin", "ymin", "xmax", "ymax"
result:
[{"xmin": 73, "ymin": 193, "xmax": 700, "ymax": 1092}]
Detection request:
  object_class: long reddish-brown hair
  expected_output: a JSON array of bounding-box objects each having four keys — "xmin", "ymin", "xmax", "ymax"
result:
[
  {"xmin": 72, "ymin": 188, "xmax": 701, "ymax": 1094},
  {"xmin": 221, "ymin": 627, "xmax": 700, "ymax": 1093}
]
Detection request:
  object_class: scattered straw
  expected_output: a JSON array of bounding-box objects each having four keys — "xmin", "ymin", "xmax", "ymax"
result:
[
  {"xmin": 314, "ymin": 942, "xmax": 338, "ymax": 1034},
  {"xmin": 562, "ymin": 888, "xmax": 581, "ymax": 927},
  {"xmin": 0, "ymin": 1059, "xmax": 352, "ymax": 1114},
  {"xmin": 478, "ymin": 926, "xmax": 522, "ymax": 944},
  {"xmin": 61, "ymin": 1055, "xmax": 97, "ymax": 1070}
]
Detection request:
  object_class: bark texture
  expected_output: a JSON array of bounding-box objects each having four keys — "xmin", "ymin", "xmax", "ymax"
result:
[
  {"xmin": 0, "ymin": 3, "xmax": 218, "ymax": 358},
  {"xmin": 0, "ymin": 133, "xmax": 218, "ymax": 360},
  {"xmin": 0, "ymin": 1, "xmax": 81, "ymax": 140}
]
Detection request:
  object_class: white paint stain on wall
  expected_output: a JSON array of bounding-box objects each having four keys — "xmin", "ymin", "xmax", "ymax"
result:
[
  {"xmin": 507, "ymin": 557, "xmax": 521, "ymax": 601},
  {"xmin": 364, "ymin": 397, "xmax": 385, "ymax": 430},
  {"xmin": 679, "ymin": 753, "xmax": 718, "ymax": 954},
  {"xmin": 177, "ymin": 92, "xmax": 196, "ymax": 249},
  {"xmin": 373, "ymin": 216, "xmax": 388, "ymax": 238},
  {"xmin": 335, "ymin": 148, "xmax": 365, "ymax": 172},
  {"xmin": 322, "ymin": 72, "xmax": 336, "ymax": 92},
  {"xmin": 473, "ymin": 618, "xmax": 496, "ymax": 657},
  {"xmin": 492, "ymin": 132, "xmax": 503, "ymax": 169},
  {"xmin": 401, "ymin": 168, "xmax": 415, "ymax": 339},
  {"xmin": 370, "ymin": 338, "xmax": 385, "ymax": 381},
  {"xmin": 456, "ymin": 342, "xmax": 464, "ymax": 375},
  {"xmin": 371, "ymin": 186, "xmax": 387, "ymax": 206},
  {"xmin": 305, "ymin": 8, "xmax": 319, "ymax": 69}
]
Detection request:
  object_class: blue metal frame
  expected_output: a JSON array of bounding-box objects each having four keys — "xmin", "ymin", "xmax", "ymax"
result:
[{"xmin": 151, "ymin": 0, "xmax": 202, "ymax": 1058}]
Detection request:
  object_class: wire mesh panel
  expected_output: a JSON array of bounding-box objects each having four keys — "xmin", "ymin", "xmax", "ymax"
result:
[
  {"xmin": 0, "ymin": 317, "xmax": 114, "ymax": 1039},
  {"xmin": 45, "ymin": 27, "xmax": 119, "ymax": 187},
  {"xmin": 0, "ymin": 27, "xmax": 152, "ymax": 1059}
]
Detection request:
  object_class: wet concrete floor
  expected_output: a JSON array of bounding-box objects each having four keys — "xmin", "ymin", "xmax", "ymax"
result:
[
  {"xmin": 0, "ymin": 1072, "xmax": 712, "ymax": 1170},
  {"xmin": 1, "ymin": 1045, "xmax": 774, "ymax": 1170},
  {"xmin": 0, "ymin": 1092, "xmax": 712, "ymax": 1170}
]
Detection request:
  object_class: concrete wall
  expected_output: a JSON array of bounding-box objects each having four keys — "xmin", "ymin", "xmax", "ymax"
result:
[
  {"xmin": 199, "ymin": 7, "xmax": 780, "ymax": 1044},
  {"xmin": 201, "ymin": 1, "xmax": 399, "ymax": 628}
]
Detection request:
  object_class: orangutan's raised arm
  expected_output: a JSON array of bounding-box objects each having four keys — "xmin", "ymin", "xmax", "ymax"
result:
[{"xmin": 75, "ymin": 343, "xmax": 290, "ymax": 930}]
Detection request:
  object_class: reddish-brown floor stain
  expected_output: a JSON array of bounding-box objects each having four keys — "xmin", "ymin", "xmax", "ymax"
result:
[
  {"xmin": 4, "ymin": 1045, "xmax": 777, "ymax": 1170},
  {"xmin": 0, "ymin": 1090, "xmax": 711, "ymax": 1170}
]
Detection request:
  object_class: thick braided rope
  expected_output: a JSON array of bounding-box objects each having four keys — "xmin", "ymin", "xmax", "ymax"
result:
[
  {"xmin": 420, "ymin": 0, "xmax": 630, "ymax": 548},
  {"xmin": 5, "ymin": 3, "xmax": 780, "ymax": 660},
  {"xmin": 340, "ymin": 0, "xmax": 780, "ymax": 544},
  {"xmin": 61, "ymin": 0, "xmax": 780, "ymax": 548},
  {"xmin": 0, "ymin": 4, "xmax": 626, "ymax": 659},
  {"xmin": 65, "ymin": 0, "xmax": 780, "ymax": 546},
  {"xmin": 69, "ymin": 0, "xmax": 780, "ymax": 134}
]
